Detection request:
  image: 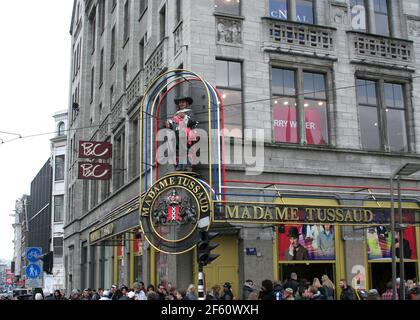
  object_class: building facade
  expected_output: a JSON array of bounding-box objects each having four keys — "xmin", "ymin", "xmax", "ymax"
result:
[
  {"xmin": 49, "ymin": 111, "xmax": 68, "ymax": 291},
  {"xmin": 12, "ymin": 195, "xmax": 29, "ymax": 286},
  {"xmin": 65, "ymin": 0, "xmax": 420, "ymax": 297}
]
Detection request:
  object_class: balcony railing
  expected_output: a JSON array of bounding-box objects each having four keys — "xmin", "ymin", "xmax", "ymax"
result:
[
  {"xmin": 348, "ymin": 31, "xmax": 414, "ymax": 69},
  {"xmin": 111, "ymin": 94, "xmax": 125, "ymax": 131},
  {"xmin": 262, "ymin": 18, "xmax": 336, "ymax": 57},
  {"xmin": 126, "ymin": 70, "xmax": 144, "ymax": 110},
  {"xmin": 145, "ymin": 38, "xmax": 168, "ymax": 86}
]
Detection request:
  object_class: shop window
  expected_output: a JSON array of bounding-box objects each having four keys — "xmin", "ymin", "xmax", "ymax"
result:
[{"xmin": 55, "ymin": 155, "xmax": 65, "ymax": 181}]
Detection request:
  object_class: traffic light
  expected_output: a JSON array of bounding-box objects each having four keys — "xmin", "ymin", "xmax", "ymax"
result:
[
  {"xmin": 42, "ymin": 251, "xmax": 53, "ymax": 274},
  {"xmin": 197, "ymin": 229, "xmax": 220, "ymax": 267}
]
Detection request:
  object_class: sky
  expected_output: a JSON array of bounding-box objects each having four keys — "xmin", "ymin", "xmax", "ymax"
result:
[{"xmin": 0, "ymin": 0, "xmax": 73, "ymax": 261}]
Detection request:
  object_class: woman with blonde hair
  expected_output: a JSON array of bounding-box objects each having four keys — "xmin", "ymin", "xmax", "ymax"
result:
[{"xmin": 320, "ymin": 275, "xmax": 335, "ymax": 300}]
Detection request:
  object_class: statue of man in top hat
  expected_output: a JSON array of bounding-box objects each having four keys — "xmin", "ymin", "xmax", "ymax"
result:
[
  {"xmin": 286, "ymin": 226, "xmax": 309, "ymax": 261},
  {"xmin": 165, "ymin": 96, "xmax": 199, "ymax": 171}
]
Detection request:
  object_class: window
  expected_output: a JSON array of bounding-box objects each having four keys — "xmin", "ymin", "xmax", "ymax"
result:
[
  {"xmin": 123, "ymin": 1, "xmax": 130, "ymax": 43},
  {"xmin": 269, "ymin": 0, "xmax": 288, "ymax": 20},
  {"xmin": 90, "ymin": 67, "xmax": 95, "ymax": 103},
  {"xmin": 356, "ymin": 79, "xmax": 407, "ymax": 152},
  {"xmin": 350, "ymin": 0, "xmax": 390, "ymax": 36},
  {"xmin": 216, "ymin": 60, "xmax": 243, "ymax": 137},
  {"xmin": 55, "ymin": 155, "xmax": 65, "ymax": 181},
  {"xmin": 57, "ymin": 122, "xmax": 65, "ymax": 136},
  {"xmin": 111, "ymin": 26, "xmax": 116, "ymax": 66},
  {"xmin": 159, "ymin": 5, "xmax": 166, "ymax": 41},
  {"xmin": 110, "ymin": 85, "xmax": 115, "ymax": 107},
  {"xmin": 374, "ymin": 0, "xmax": 389, "ymax": 36},
  {"xmin": 90, "ymin": 12, "xmax": 96, "ymax": 54},
  {"xmin": 296, "ymin": 0, "xmax": 314, "ymax": 24},
  {"xmin": 113, "ymin": 131, "xmax": 126, "ymax": 190},
  {"xmin": 350, "ymin": 0, "xmax": 367, "ymax": 32},
  {"xmin": 123, "ymin": 63, "xmax": 128, "ymax": 92},
  {"xmin": 215, "ymin": 0, "xmax": 241, "ymax": 16},
  {"xmin": 53, "ymin": 237, "xmax": 64, "ymax": 258},
  {"xmin": 130, "ymin": 117, "xmax": 140, "ymax": 179},
  {"xmin": 176, "ymin": 0, "xmax": 182, "ymax": 24},
  {"xmin": 99, "ymin": 48, "xmax": 104, "ymax": 86},
  {"xmin": 303, "ymin": 72, "xmax": 328, "ymax": 145},
  {"xmin": 269, "ymin": 0, "xmax": 314, "ymax": 24},
  {"xmin": 139, "ymin": 37, "xmax": 145, "ymax": 69},
  {"xmin": 82, "ymin": 180, "xmax": 89, "ymax": 213},
  {"xmin": 139, "ymin": 0, "xmax": 147, "ymax": 17},
  {"xmin": 90, "ymin": 180, "xmax": 98, "ymax": 208},
  {"xmin": 99, "ymin": 0, "xmax": 105, "ymax": 35},
  {"xmin": 54, "ymin": 195, "xmax": 64, "ymax": 222},
  {"xmin": 272, "ymin": 67, "xmax": 329, "ymax": 145}
]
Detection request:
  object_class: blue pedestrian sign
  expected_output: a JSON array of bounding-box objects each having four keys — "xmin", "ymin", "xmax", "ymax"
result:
[
  {"xmin": 26, "ymin": 247, "xmax": 42, "ymax": 263},
  {"xmin": 26, "ymin": 264, "xmax": 41, "ymax": 279}
]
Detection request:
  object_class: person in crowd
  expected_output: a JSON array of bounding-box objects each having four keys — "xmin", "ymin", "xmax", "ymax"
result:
[
  {"xmin": 156, "ymin": 283, "xmax": 167, "ymax": 300},
  {"xmin": 221, "ymin": 282, "xmax": 234, "ymax": 300},
  {"xmin": 381, "ymin": 281, "xmax": 396, "ymax": 300},
  {"xmin": 178, "ymin": 289, "xmax": 187, "ymax": 300},
  {"xmin": 320, "ymin": 274, "xmax": 335, "ymax": 300},
  {"xmin": 407, "ymin": 279, "xmax": 420, "ymax": 300},
  {"xmin": 273, "ymin": 281, "xmax": 283, "ymax": 300},
  {"xmin": 109, "ymin": 285, "xmax": 118, "ymax": 300},
  {"xmin": 34, "ymin": 293, "xmax": 44, "ymax": 300},
  {"xmin": 366, "ymin": 289, "xmax": 380, "ymax": 300},
  {"xmin": 242, "ymin": 279, "xmax": 254, "ymax": 300},
  {"xmin": 168, "ymin": 286, "xmax": 179, "ymax": 300},
  {"xmin": 132, "ymin": 282, "xmax": 147, "ymax": 300},
  {"xmin": 308, "ymin": 285, "xmax": 323, "ymax": 300},
  {"xmin": 395, "ymin": 232, "xmax": 411, "ymax": 259},
  {"xmin": 286, "ymin": 227, "xmax": 309, "ymax": 260},
  {"xmin": 284, "ymin": 272, "xmax": 299, "ymax": 295},
  {"xmin": 43, "ymin": 289, "xmax": 53, "ymax": 300},
  {"xmin": 258, "ymin": 279, "xmax": 275, "ymax": 300},
  {"xmin": 53, "ymin": 289, "xmax": 64, "ymax": 300},
  {"xmin": 247, "ymin": 291, "xmax": 259, "ymax": 300},
  {"xmin": 147, "ymin": 291, "xmax": 160, "ymax": 300},
  {"xmin": 99, "ymin": 290, "xmax": 111, "ymax": 300},
  {"xmin": 283, "ymin": 288, "xmax": 295, "ymax": 300},
  {"xmin": 185, "ymin": 284, "xmax": 198, "ymax": 300},
  {"xmin": 147, "ymin": 284, "xmax": 155, "ymax": 293},
  {"xmin": 339, "ymin": 279, "xmax": 355, "ymax": 300},
  {"xmin": 127, "ymin": 291, "xmax": 135, "ymax": 300},
  {"xmin": 69, "ymin": 289, "xmax": 80, "ymax": 300},
  {"xmin": 80, "ymin": 288, "xmax": 91, "ymax": 300}
]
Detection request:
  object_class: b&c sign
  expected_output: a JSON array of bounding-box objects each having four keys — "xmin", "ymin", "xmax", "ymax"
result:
[
  {"xmin": 78, "ymin": 162, "xmax": 112, "ymax": 180},
  {"xmin": 79, "ymin": 141, "xmax": 112, "ymax": 159}
]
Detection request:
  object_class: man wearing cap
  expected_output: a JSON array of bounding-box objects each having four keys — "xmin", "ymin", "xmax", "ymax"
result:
[
  {"xmin": 165, "ymin": 96, "xmax": 199, "ymax": 171},
  {"xmin": 286, "ymin": 226, "xmax": 309, "ymax": 260}
]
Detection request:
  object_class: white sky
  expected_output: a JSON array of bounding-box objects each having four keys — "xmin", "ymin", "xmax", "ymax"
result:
[{"xmin": 0, "ymin": 0, "xmax": 73, "ymax": 261}]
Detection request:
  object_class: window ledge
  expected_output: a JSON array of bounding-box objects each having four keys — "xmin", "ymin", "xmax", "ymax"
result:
[
  {"xmin": 214, "ymin": 12, "xmax": 245, "ymax": 20},
  {"xmin": 138, "ymin": 7, "xmax": 148, "ymax": 22},
  {"xmin": 110, "ymin": 61, "xmax": 115, "ymax": 70}
]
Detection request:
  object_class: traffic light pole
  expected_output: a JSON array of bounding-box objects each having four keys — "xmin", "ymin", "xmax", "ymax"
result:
[{"xmin": 198, "ymin": 263, "xmax": 205, "ymax": 300}]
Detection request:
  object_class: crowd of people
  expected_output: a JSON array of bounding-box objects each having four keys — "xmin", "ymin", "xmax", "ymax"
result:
[{"xmin": 3, "ymin": 273, "xmax": 420, "ymax": 300}]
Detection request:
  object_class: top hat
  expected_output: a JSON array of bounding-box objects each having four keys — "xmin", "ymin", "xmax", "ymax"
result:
[
  {"xmin": 174, "ymin": 96, "xmax": 193, "ymax": 105},
  {"xmin": 287, "ymin": 226, "xmax": 300, "ymax": 239}
]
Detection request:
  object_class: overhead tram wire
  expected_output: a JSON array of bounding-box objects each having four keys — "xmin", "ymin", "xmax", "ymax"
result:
[{"xmin": 3, "ymin": 73, "xmax": 420, "ymax": 146}]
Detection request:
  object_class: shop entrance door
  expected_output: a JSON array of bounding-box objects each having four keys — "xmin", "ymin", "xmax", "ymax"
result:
[{"xmin": 370, "ymin": 262, "xmax": 417, "ymax": 295}]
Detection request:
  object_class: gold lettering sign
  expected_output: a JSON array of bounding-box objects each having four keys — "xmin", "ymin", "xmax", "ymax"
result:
[
  {"xmin": 89, "ymin": 223, "xmax": 115, "ymax": 243},
  {"xmin": 214, "ymin": 202, "xmax": 414, "ymax": 225}
]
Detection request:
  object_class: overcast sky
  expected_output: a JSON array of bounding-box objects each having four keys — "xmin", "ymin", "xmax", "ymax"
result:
[{"xmin": 0, "ymin": 0, "xmax": 73, "ymax": 261}]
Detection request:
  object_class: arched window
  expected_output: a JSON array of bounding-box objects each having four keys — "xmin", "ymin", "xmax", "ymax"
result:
[{"xmin": 58, "ymin": 122, "xmax": 65, "ymax": 136}]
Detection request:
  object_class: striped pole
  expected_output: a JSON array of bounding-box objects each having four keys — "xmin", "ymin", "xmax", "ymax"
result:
[{"xmin": 198, "ymin": 265, "xmax": 205, "ymax": 300}]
